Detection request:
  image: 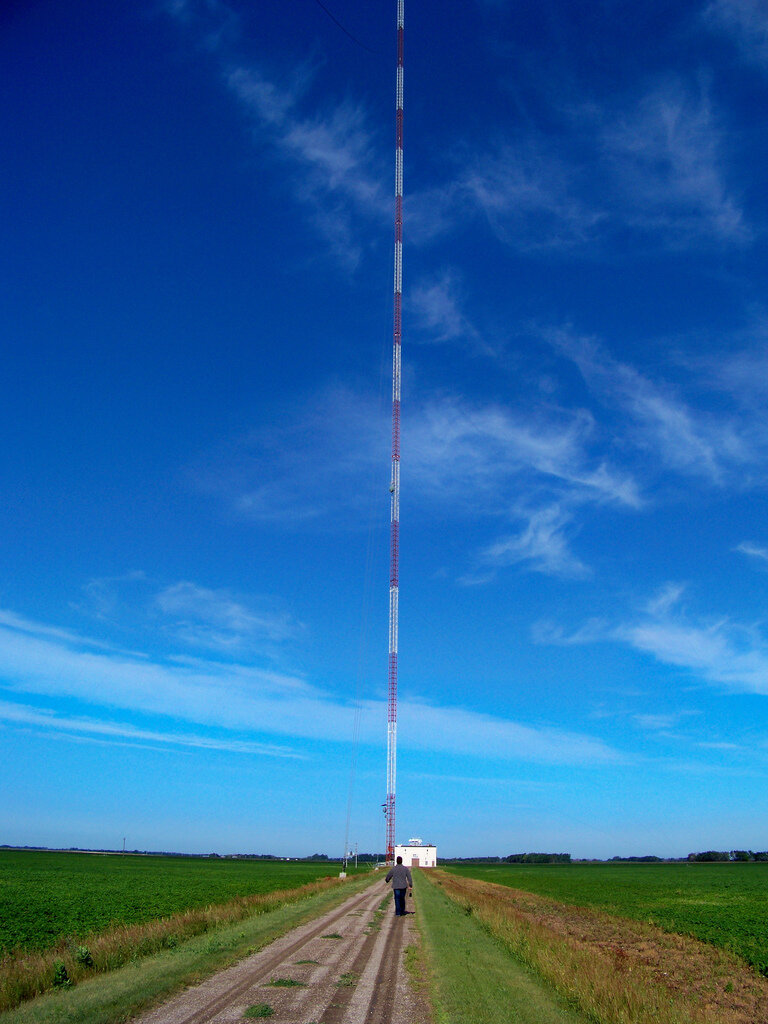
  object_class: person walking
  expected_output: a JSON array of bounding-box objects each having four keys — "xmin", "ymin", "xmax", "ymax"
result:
[{"xmin": 384, "ymin": 855, "xmax": 413, "ymax": 916}]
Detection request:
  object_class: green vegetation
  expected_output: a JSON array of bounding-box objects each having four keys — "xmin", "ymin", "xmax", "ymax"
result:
[
  {"xmin": 336, "ymin": 972, "xmax": 357, "ymax": 987},
  {"xmin": 365, "ymin": 895, "xmax": 389, "ymax": 934},
  {"xmin": 422, "ymin": 871, "xmax": 745, "ymax": 1024},
  {"xmin": 0, "ymin": 873, "xmax": 377, "ymax": 1024},
  {"xmin": 415, "ymin": 873, "xmax": 588, "ymax": 1024},
  {"xmin": 0, "ymin": 850, "xmax": 350, "ymax": 955},
  {"xmin": 244, "ymin": 1005, "xmax": 274, "ymax": 1018},
  {"xmin": 266, "ymin": 977, "xmax": 304, "ymax": 987},
  {"xmin": 688, "ymin": 850, "xmax": 768, "ymax": 862},
  {"xmin": 442, "ymin": 853, "xmax": 571, "ymax": 865},
  {"xmin": 446, "ymin": 861, "xmax": 768, "ymax": 975}
]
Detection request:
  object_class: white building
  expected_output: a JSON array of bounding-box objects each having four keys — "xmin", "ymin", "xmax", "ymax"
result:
[{"xmin": 395, "ymin": 837, "xmax": 437, "ymax": 868}]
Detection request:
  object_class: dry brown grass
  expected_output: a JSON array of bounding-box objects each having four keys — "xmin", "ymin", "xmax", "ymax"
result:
[
  {"xmin": 430, "ymin": 871, "xmax": 768, "ymax": 1024},
  {"xmin": 0, "ymin": 876, "xmax": 343, "ymax": 1013}
]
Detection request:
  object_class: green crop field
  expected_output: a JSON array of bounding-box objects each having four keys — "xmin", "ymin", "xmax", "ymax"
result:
[
  {"xmin": 445, "ymin": 862, "xmax": 768, "ymax": 976},
  {"xmin": 0, "ymin": 850, "xmax": 348, "ymax": 955}
]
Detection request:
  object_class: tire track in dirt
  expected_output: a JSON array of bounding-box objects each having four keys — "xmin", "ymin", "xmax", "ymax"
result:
[{"xmin": 132, "ymin": 880, "xmax": 429, "ymax": 1024}]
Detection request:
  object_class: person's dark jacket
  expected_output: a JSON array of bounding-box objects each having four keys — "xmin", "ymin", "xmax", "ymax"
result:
[{"xmin": 385, "ymin": 863, "xmax": 413, "ymax": 889}]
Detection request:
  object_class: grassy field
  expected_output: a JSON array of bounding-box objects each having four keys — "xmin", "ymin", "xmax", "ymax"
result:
[
  {"xmin": 0, "ymin": 872, "xmax": 377, "ymax": 1024},
  {"xmin": 0, "ymin": 851, "xmax": 347, "ymax": 955},
  {"xmin": 414, "ymin": 871, "xmax": 589, "ymax": 1024},
  {"xmin": 422, "ymin": 870, "xmax": 768, "ymax": 1024},
  {"xmin": 445, "ymin": 862, "xmax": 768, "ymax": 975}
]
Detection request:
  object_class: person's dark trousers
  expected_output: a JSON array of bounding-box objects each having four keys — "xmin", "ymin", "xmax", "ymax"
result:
[{"xmin": 393, "ymin": 888, "xmax": 406, "ymax": 915}]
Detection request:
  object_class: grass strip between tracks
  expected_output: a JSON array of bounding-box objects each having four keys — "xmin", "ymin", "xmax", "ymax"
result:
[
  {"xmin": 414, "ymin": 870, "xmax": 588, "ymax": 1024},
  {"xmin": 424, "ymin": 870, "xmax": 768, "ymax": 1024},
  {"xmin": 0, "ymin": 873, "xmax": 377, "ymax": 1024}
]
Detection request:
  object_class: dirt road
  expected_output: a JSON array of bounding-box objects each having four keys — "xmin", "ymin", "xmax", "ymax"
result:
[{"xmin": 133, "ymin": 880, "xmax": 429, "ymax": 1024}]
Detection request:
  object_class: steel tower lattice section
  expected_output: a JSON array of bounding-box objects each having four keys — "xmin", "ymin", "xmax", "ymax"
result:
[{"xmin": 386, "ymin": 0, "xmax": 404, "ymax": 866}]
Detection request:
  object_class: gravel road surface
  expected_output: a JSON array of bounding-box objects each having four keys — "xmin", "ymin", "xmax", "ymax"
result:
[{"xmin": 133, "ymin": 881, "xmax": 429, "ymax": 1024}]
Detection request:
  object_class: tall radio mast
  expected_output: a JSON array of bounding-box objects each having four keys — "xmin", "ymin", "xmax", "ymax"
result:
[{"xmin": 386, "ymin": 0, "xmax": 404, "ymax": 866}]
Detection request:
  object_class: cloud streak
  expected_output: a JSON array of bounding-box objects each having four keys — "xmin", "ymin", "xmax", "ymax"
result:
[
  {"xmin": 548, "ymin": 327, "xmax": 758, "ymax": 485},
  {"xmin": 735, "ymin": 541, "xmax": 768, "ymax": 565},
  {"xmin": 0, "ymin": 700, "xmax": 300, "ymax": 758},
  {"xmin": 481, "ymin": 504, "xmax": 589, "ymax": 578},
  {"xmin": 704, "ymin": 0, "xmax": 768, "ymax": 68},
  {"xmin": 410, "ymin": 271, "xmax": 488, "ymax": 351},
  {"xmin": 0, "ymin": 609, "xmax": 619, "ymax": 766},
  {"xmin": 195, "ymin": 385, "xmax": 641, "ymax": 530},
  {"xmin": 168, "ymin": 2, "xmax": 748, "ymax": 266},
  {"xmin": 459, "ymin": 141, "xmax": 605, "ymax": 250},
  {"xmin": 541, "ymin": 583, "xmax": 768, "ymax": 696},
  {"xmin": 601, "ymin": 80, "xmax": 747, "ymax": 243},
  {"xmin": 166, "ymin": 1, "xmax": 387, "ymax": 268},
  {"xmin": 155, "ymin": 581, "xmax": 297, "ymax": 650}
]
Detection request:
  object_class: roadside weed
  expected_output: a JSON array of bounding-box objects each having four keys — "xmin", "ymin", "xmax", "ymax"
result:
[{"xmin": 244, "ymin": 1004, "xmax": 274, "ymax": 1018}]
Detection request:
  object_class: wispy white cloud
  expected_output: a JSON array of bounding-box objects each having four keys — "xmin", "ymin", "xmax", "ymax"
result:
[
  {"xmin": 703, "ymin": 0, "xmax": 768, "ymax": 68},
  {"xmin": 410, "ymin": 273, "xmax": 468, "ymax": 341},
  {"xmin": 0, "ymin": 608, "xmax": 136, "ymax": 655},
  {"xmin": 406, "ymin": 182, "xmax": 462, "ymax": 245},
  {"xmin": 690, "ymin": 331, "xmax": 768, "ymax": 406},
  {"xmin": 481, "ymin": 504, "xmax": 589, "ymax": 578},
  {"xmin": 412, "ymin": 80, "xmax": 746, "ymax": 254},
  {"xmin": 166, "ymin": 1, "xmax": 387, "ymax": 268},
  {"xmin": 168, "ymin": 2, "xmax": 749, "ymax": 263},
  {"xmin": 194, "ymin": 385, "xmax": 641, "ymax": 528},
  {"xmin": 549, "ymin": 327, "xmax": 756, "ymax": 484},
  {"xmin": 646, "ymin": 582, "xmax": 687, "ymax": 617},
  {"xmin": 0, "ymin": 609, "xmax": 620, "ymax": 766},
  {"xmin": 540, "ymin": 583, "xmax": 768, "ymax": 696},
  {"xmin": 193, "ymin": 385, "xmax": 642, "ymax": 587},
  {"xmin": 456, "ymin": 140, "xmax": 607, "ymax": 250},
  {"xmin": 633, "ymin": 712, "xmax": 684, "ymax": 731},
  {"xmin": 395, "ymin": 698, "xmax": 619, "ymax": 765},
  {"xmin": 409, "ymin": 270, "xmax": 510, "ymax": 362},
  {"xmin": 155, "ymin": 581, "xmax": 296, "ymax": 650},
  {"xmin": 74, "ymin": 573, "xmax": 296, "ymax": 657},
  {"xmin": 193, "ymin": 387, "xmax": 387, "ymax": 525},
  {"xmin": 601, "ymin": 80, "xmax": 747, "ymax": 243},
  {"xmin": 735, "ymin": 541, "xmax": 768, "ymax": 564},
  {"xmin": 407, "ymin": 395, "xmax": 641, "ymax": 511},
  {"xmin": 616, "ymin": 616, "xmax": 768, "ymax": 694},
  {"xmin": 0, "ymin": 700, "xmax": 300, "ymax": 758},
  {"xmin": 409, "ymin": 270, "xmax": 488, "ymax": 348},
  {"xmin": 697, "ymin": 739, "xmax": 744, "ymax": 751},
  {"xmin": 227, "ymin": 67, "xmax": 387, "ymax": 268},
  {"xmin": 76, "ymin": 571, "xmax": 149, "ymax": 622},
  {"xmin": 163, "ymin": 0, "xmax": 241, "ymax": 50},
  {"xmin": 532, "ymin": 617, "xmax": 608, "ymax": 647}
]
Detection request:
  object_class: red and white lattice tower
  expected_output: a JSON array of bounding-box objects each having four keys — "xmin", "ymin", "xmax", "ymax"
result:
[{"xmin": 386, "ymin": 0, "xmax": 404, "ymax": 866}]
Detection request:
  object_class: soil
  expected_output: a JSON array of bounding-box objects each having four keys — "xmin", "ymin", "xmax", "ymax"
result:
[{"xmin": 131, "ymin": 881, "xmax": 431, "ymax": 1024}]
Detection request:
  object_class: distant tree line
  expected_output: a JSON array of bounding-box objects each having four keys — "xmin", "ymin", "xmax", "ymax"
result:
[
  {"xmin": 441, "ymin": 856, "xmax": 505, "ymax": 864},
  {"xmin": 505, "ymin": 852, "xmax": 572, "ymax": 863},
  {"xmin": 440, "ymin": 853, "xmax": 572, "ymax": 864},
  {"xmin": 687, "ymin": 850, "xmax": 768, "ymax": 861},
  {"xmin": 610, "ymin": 855, "xmax": 663, "ymax": 862}
]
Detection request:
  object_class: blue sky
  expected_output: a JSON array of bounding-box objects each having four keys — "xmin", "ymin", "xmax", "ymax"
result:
[{"xmin": 3, "ymin": 0, "xmax": 768, "ymax": 859}]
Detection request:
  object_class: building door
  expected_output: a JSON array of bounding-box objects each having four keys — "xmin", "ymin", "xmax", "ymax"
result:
[{"xmin": 411, "ymin": 858, "xmax": 419, "ymax": 868}]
